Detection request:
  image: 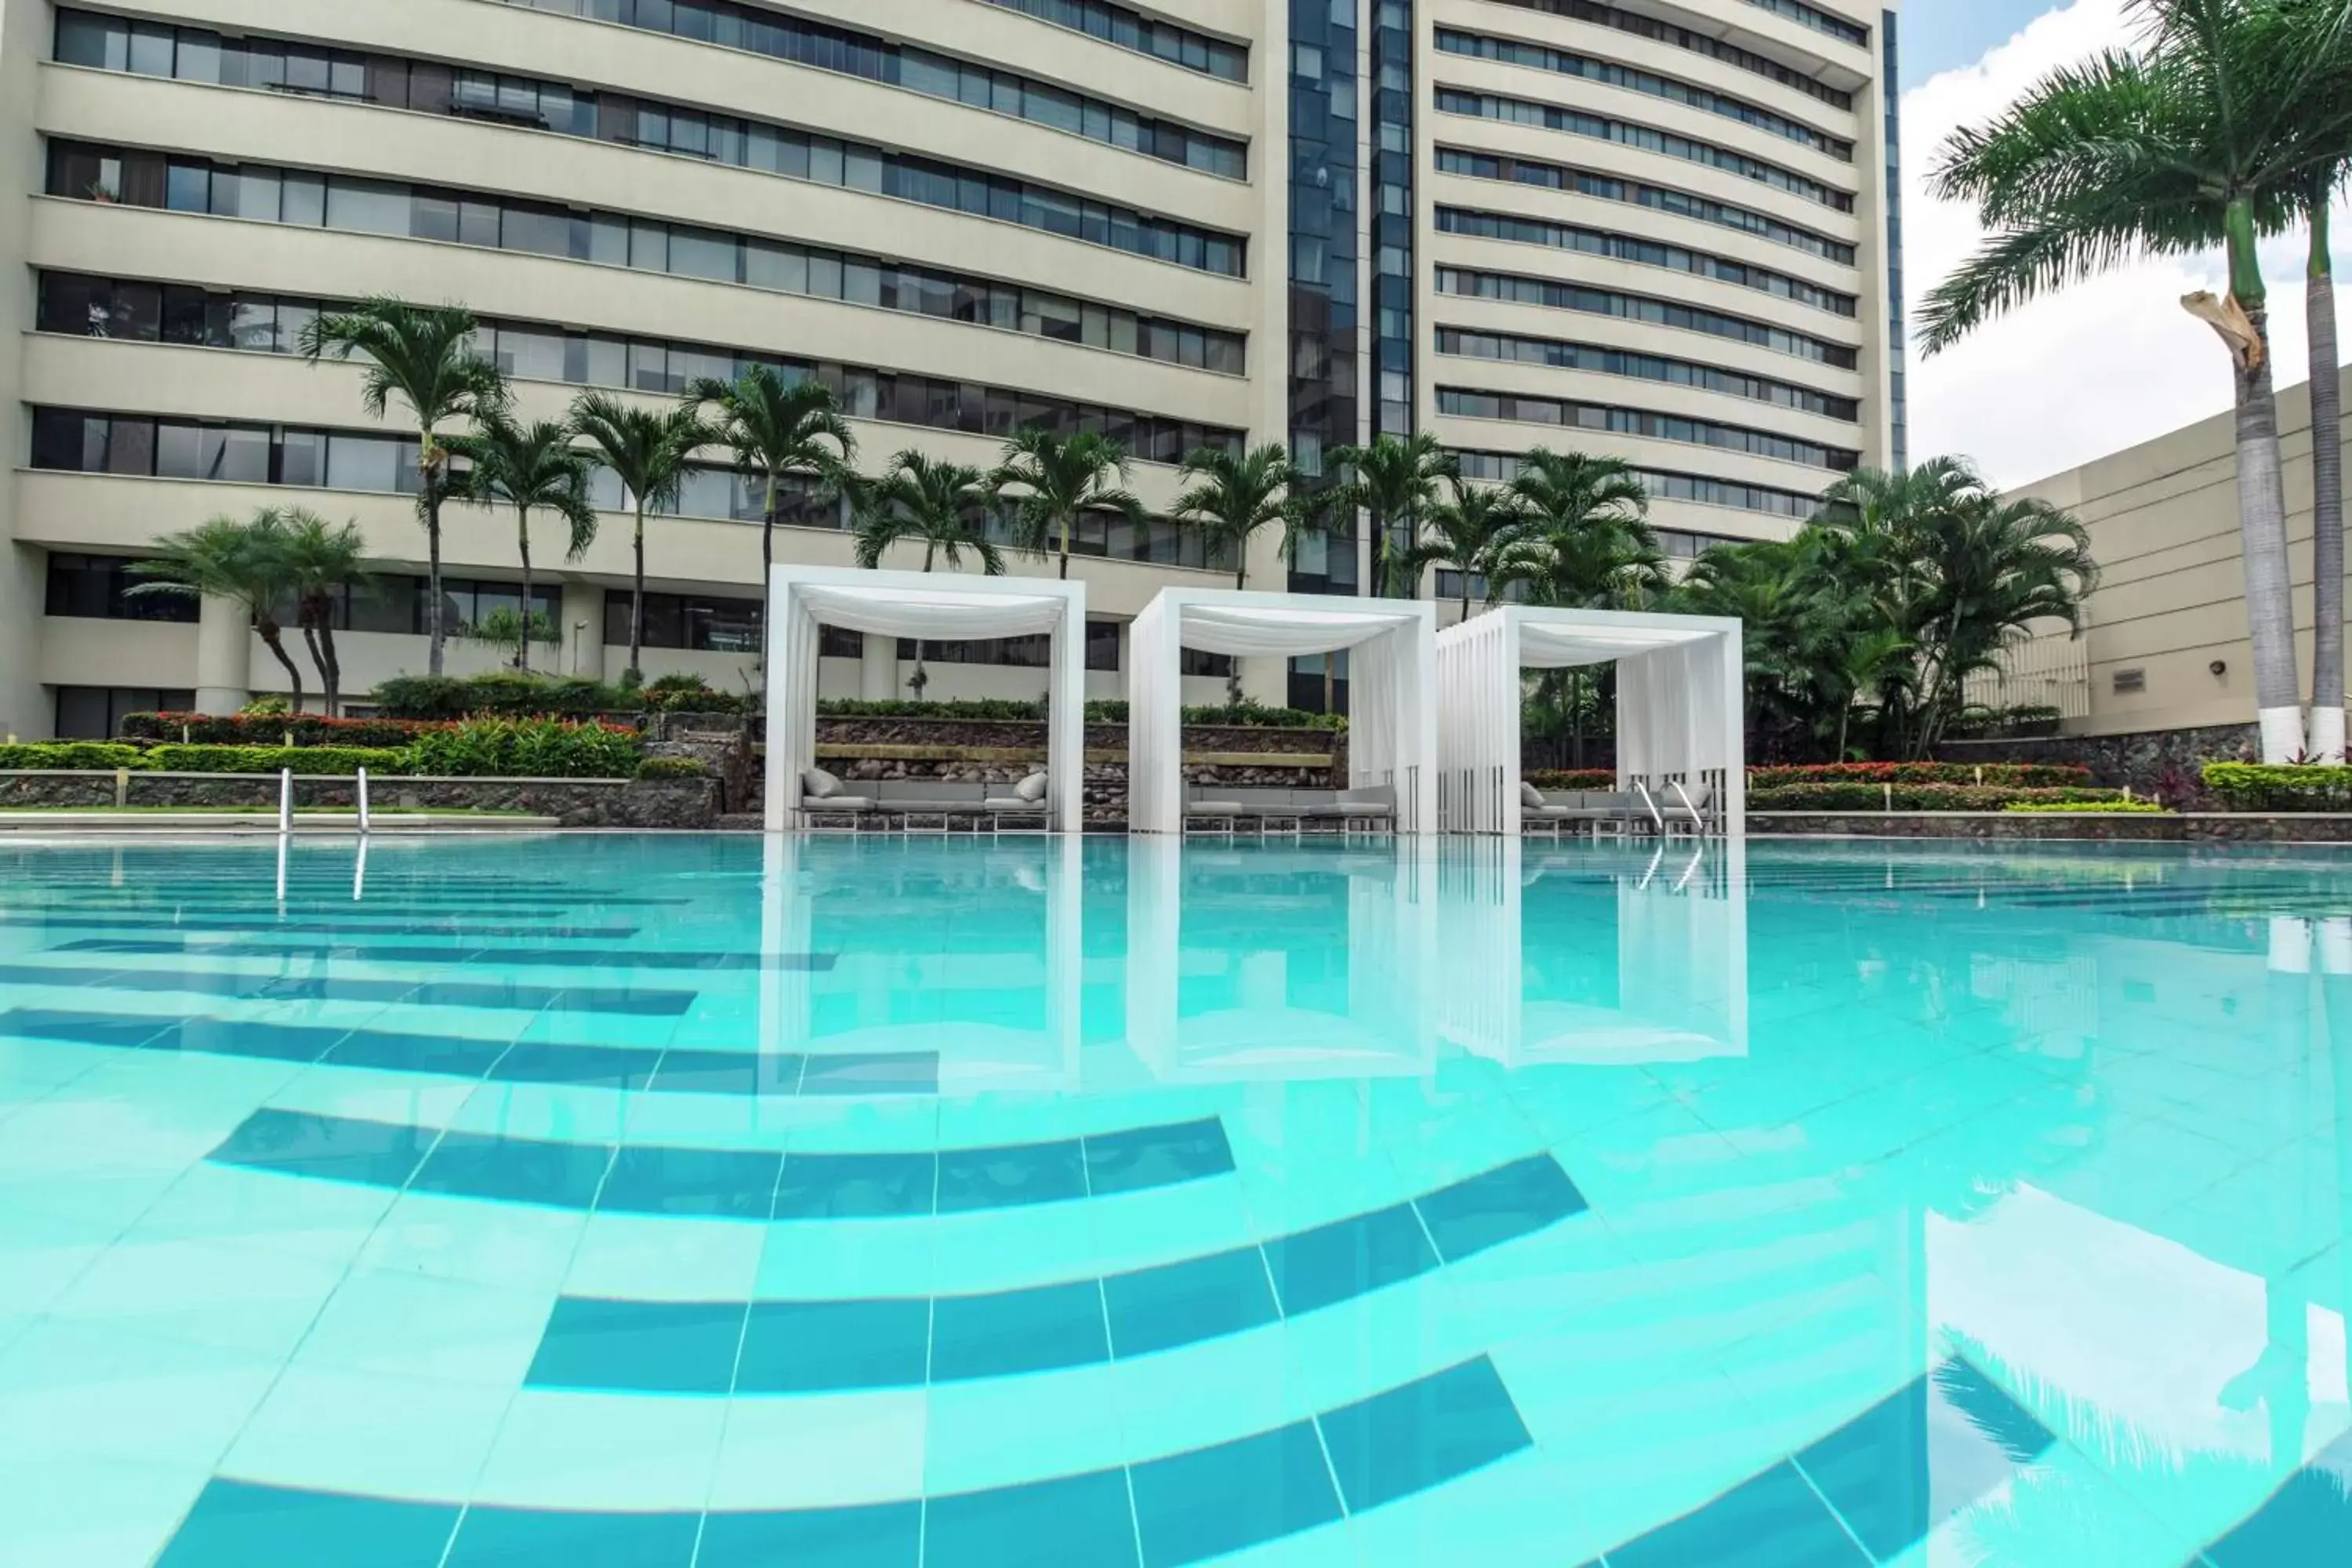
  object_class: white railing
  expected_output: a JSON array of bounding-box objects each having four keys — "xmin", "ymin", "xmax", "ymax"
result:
[{"xmin": 1964, "ymin": 633, "xmax": 2090, "ymax": 720}]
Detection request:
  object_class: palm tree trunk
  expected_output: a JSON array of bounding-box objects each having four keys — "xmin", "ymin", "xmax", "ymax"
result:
[
  {"xmin": 2239, "ymin": 304, "xmax": 2311, "ymax": 761},
  {"xmin": 256, "ymin": 619, "xmax": 304, "ymax": 711},
  {"xmin": 2310, "ymin": 203, "xmax": 2345, "ymax": 760},
  {"xmin": 423, "ymin": 489, "xmax": 445, "ymax": 679},
  {"xmin": 516, "ymin": 505, "xmax": 534, "ymax": 677},
  {"xmin": 318, "ymin": 606, "xmax": 343, "ymax": 717},
  {"xmin": 298, "ymin": 615, "xmax": 328, "ymax": 712},
  {"xmin": 628, "ymin": 501, "xmax": 647, "ymax": 684},
  {"xmin": 759, "ymin": 470, "xmax": 780, "ymax": 658},
  {"xmin": 1058, "ymin": 518, "xmax": 1071, "ymax": 581}
]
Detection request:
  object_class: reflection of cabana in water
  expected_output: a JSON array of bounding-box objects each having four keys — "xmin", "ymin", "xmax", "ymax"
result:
[
  {"xmin": 1436, "ymin": 606, "xmax": 1745, "ymax": 836},
  {"xmin": 1435, "ymin": 837, "xmax": 1748, "ymax": 1065},
  {"xmin": 762, "ymin": 565, "xmax": 1086, "ymax": 833},
  {"xmin": 1123, "ymin": 836, "xmax": 1437, "ymax": 1079},
  {"xmin": 1127, "ymin": 589, "xmax": 1438, "ymax": 834},
  {"xmin": 759, "ymin": 833, "xmax": 1083, "ymax": 1091}
]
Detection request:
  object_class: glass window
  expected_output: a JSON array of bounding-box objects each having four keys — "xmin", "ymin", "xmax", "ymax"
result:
[
  {"xmin": 326, "ymin": 177, "xmax": 410, "ymax": 235},
  {"xmin": 56, "ymin": 13, "xmax": 125, "ymax": 71},
  {"xmin": 745, "ymin": 241, "xmax": 806, "ymax": 294},
  {"xmin": 126, "ymin": 24, "xmax": 173, "ymax": 77},
  {"xmin": 501, "ymin": 204, "xmax": 571, "ymax": 256},
  {"xmin": 325, "ymin": 432, "xmax": 401, "ymax": 492},
  {"xmin": 629, "ymin": 222, "xmax": 668, "ymax": 270},
  {"xmin": 669, "ymin": 227, "xmax": 738, "ymax": 281},
  {"xmin": 164, "ymin": 162, "xmax": 210, "ymax": 213},
  {"xmin": 281, "ymin": 173, "xmax": 326, "ymax": 227},
  {"xmin": 278, "ymin": 427, "xmax": 325, "ymax": 487},
  {"xmin": 495, "ymin": 324, "xmax": 568, "ymax": 382}
]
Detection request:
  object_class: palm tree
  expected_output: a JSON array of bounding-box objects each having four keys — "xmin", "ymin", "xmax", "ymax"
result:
[
  {"xmin": 2305, "ymin": 176, "xmax": 2347, "ymax": 760},
  {"xmin": 1326, "ymin": 433, "xmax": 1456, "ymax": 598},
  {"xmin": 852, "ymin": 451, "xmax": 1005, "ymax": 574},
  {"xmin": 274, "ymin": 508, "xmax": 372, "ymax": 717},
  {"xmin": 993, "ymin": 428, "xmax": 1144, "ymax": 581},
  {"xmin": 1392, "ymin": 476, "xmax": 1533, "ymax": 618},
  {"xmin": 1922, "ymin": 0, "xmax": 2352, "ymax": 760},
  {"xmin": 297, "ymin": 298, "xmax": 506, "ymax": 677},
  {"xmin": 570, "ymin": 394, "xmax": 709, "ymax": 686},
  {"xmin": 1500, "ymin": 449, "xmax": 1662, "ymax": 608},
  {"xmin": 682, "ymin": 367, "xmax": 855, "ymax": 633},
  {"xmin": 128, "ymin": 512, "xmax": 307, "ymax": 710},
  {"xmin": 1171, "ymin": 443, "xmax": 1308, "ymax": 589},
  {"xmin": 445, "ymin": 414, "xmax": 597, "ymax": 677}
]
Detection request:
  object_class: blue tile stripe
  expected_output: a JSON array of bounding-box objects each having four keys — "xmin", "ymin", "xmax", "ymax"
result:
[
  {"xmin": 0, "ymin": 1007, "xmax": 938, "ymax": 1097},
  {"xmin": 53, "ymin": 938, "xmax": 837, "ymax": 971},
  {"xmin": 2198, "ymin": 1425, "xmax": 2352, "ymax": 1566},
  {"xmin": 153, "ymin": 1357, "xmax": 1531, "ymax": 1568},
  {"xmin": 205, "ymin": 1109, "xmax": 1236, "ymax": 1217},
  {"xmin": 0, "ymin": 964, "xmax": 695, "ymax": 1014},
  {"xmin": 1596, "ymin": 1356, "xmax": 2056, "ymax": 1568},
  {"xmin": 526, "ymin": 1155, "xmax": 1590, "ymax": 1393}
]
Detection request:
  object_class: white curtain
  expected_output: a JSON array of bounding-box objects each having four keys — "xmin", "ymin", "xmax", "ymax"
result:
[
  {"xmin": 790, "ymin": 585, "xmax": 1067, "ymax": 640},
  {"xmin": 1178, "ymin": 604, "xmax": 1419, "ymax": 657}
]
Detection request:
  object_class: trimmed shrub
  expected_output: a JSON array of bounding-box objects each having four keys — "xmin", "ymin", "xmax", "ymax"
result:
[
  {"xmin": 635, "ymin": 755, "xmax": 709, "ymax": 780},
  {"xmin": 815, "ymin": 698, "xmax": 1345, "ymax": 730},
  {"xmin": 372, "ymin": 673, "xmax": 637, "ymax": 720},
  {"xmin": 818, "ymin": 698, "xmax": 1047, "ymax": 720},
  {"xmin": 0, "ymin": 742, "xmax": 151, "ymax": 771},
  {"xmin": 119, "ymin": 712, "xmax": 439, "ymax": 749},
  {"xmin": 239, "ymin": 695, "xmax": 293, "ymax": 717},
  {"xmin": 1525, "ymin": 769, "xmax": 1616, "ymax": 790},
  {"xmin": 405, "ymin": 717, "xmax": 643, "ymax": 779},
  {"xmin": 1751, "ymin": 782, "xmax": 2122, "ymax": 811},
  {"xmin": 2003, "ymin": 799, "xmax": 2172, "ymax": 814},
  {"xmin": 2202, "ymin": 761, "xmax": 2352, "ymax": 810},
  {"xmin": 1181, "ymin": 701, "xmax": 1346, "ymax": 731},
  {"xmin": 145, "ymin": 745, "xmax": 408, "ymax": 775},
  {"xmin": 1748, "ymin": 761, "xmax": 2093, "ymax": 788},
  {"xmin": 642, "ymin": 674, "xmax": 750, "ymax": 714}
]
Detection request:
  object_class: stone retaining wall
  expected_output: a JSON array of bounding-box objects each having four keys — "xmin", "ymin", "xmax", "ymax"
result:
[
  {"xmin": 1935, "ymin": 722, "xmax": 2257, "ymax": 801},
  {"xmin": 0, "ymin": 772, "xmax": 720, "ymax": 829}
]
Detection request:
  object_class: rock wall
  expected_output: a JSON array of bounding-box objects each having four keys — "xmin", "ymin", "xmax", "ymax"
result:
[{"xmin": 1935, "ymin": 723, "xmax": 2257, "ymax": 803}]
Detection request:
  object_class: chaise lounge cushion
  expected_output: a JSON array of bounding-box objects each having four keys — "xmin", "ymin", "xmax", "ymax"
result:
[
  {"xmin": 801, "ymin": 795, "xmax": 873, "ymax": 812},
  {"xmin": 982, "ymin": 795, "xmax": 1047, "ymax": 812},
  {"xmin": 1014, "ymin": 771, "xmax": 1048, "ymax": 803},
  {"xmin": 1521, "ymin": 781, "xmax": 1545, "ymax": 808},
  {"xmin": 804, "ymin": 767, "xmax": 844, "ymax": 799}
]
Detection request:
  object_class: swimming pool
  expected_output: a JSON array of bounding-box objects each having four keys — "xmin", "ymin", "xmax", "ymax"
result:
[{"xmin": 0, "ymin": 832, "xmax": 2345, "ymax": 1566}]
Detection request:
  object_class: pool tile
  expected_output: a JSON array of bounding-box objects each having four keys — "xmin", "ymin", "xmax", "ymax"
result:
[
  {"xmin": 219, "ymin": 1365, "xmax": 512, "ymax": 1499},
  {"xmin": 1604, "ymin": 1461, "xmax": 1869, "ymax": 1568},
  {"xmin": 443, "ymin": 1505, "xmax": 700, "ymax": 1567},
  {"xmin": 596, "ymin": 1145, "xmax": 781, "ymax": 1218},
  {"xmin": 1084, "ymin": 1116, "xmax": 1236, "ymax": 1195},
  {"xmin": 209, "ymin": 1109, "xmax": 433, "ymax": 1187},
  {"xmin": 773, "ymin": 1152, "xmax": 937, "ymax": 1218},
  {"xmin": 562, "ymin": 1211, "xmax": 768, "ymax": 1303},
  {"xmin": 707, "ymin": 1390, "xmax": 930, "ymax": 1509},
  {"xmin": 800, "ymin": 1051, "xmax": 940, "ymax": 1096},
  {"xmin": 2202, "ymin": 1428, "xmax": 2352, "ymax": 1566},
  {"xmin": 527, "ymin": 1298, "xmax": 745, "ymax": 1393},
  {"xmin": 927, "ymin": 1468, "xmax": 1139, "ymax": 1568},
  {"xmin": 0, "ymin": 1006, "xmax": 177, "ymax": 1050},
  {"xmin": 735, "ymin": 1298, "xmax": 930, "ymax": 1392},
  {"xmin": 644, "ymin": 1050, "xmax": 794, "ymax": 1096},
  {"xmin": 697, "ymin": 1501, "xmax": 921, "ymax": 1568},
  {"xmin": 1104, "ymin": 1244, "xmax": 1280, "ymax": 1357},
  {"xmin": 1260, "ymin": 1205, "xmax": 1438, "ymax": 1317},
  {"xmin": 475, "ymin": 1391, "xmax": 728, "ymax": 1510},
  {"xmin": 488, "ymin": 1043, "xmax": 665, "ymax": 1091},
  {"xmin": 409, "ymin": 1130, "xmax": 614, "ymax": 1208},
  {"xmin": 1411, "ymin": 1156, "xmax": 1588, "ymax": 1263},
  {"xmin": 172, "ymin": 1017, "xmax": 351, "ymax": 1063},
  {"xmin": 1316, "ymin": 1358, "xmax": 1533, "ymax": 1514},
  {"xmin": 154, "ymin": 1479, "xmax": 457, "ymax": 1568},
  {"xmin": 325, "ymin": 1029, "xmax": 517, "ymax": 1076},
  {"xmin": 1130, "ymin": 1421, "xmax": 1342, "ymax": 1568},
  {"xmin": 931, "ymin": 1278, "xmax": 1108, "ymax": 1381},
  {"xmin": 936, "ymin": 1138, "xmax": 1087, "ymax": 1212}
]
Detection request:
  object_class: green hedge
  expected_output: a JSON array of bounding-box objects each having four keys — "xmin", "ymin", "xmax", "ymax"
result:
[
  {"xmin": 406, "ymin": 717, "xmax": 643, "ymax": 779},
  {"xmin": 1749, "ymin": 762, "xmax": 2093, "ymax": 787},
  {"xmin": 0, "ymin": 742, "xmax": 151, "ymax": 771},
  {"xmin": 1751, "ymin": 782, "xmax": 2122, "ymax": 811},
  {"xmin": 2202, "ymin": 762, "xmax": 2352, "ymax": 810},
  {"xmin": 1525, "ymin": 769, "xmax": 1617, "ymax": 790},
  {"xmin": 634, "ymin": 755, "xmax": 708, "ymax": 779},
  {"xmin": 2003, "ymin": 799, "xmax": 2171, "ymax": 814},
  {"xmin": 120, "ymin": 712, "xmax": 441, "ymax": 748},
  {"xmin": 373, "ymin": 673, "xmax": 639, "ymax": 720},
  {"xmin": 816, "ymin": 698, "xmax": 1045, "ymax": 720},
  {"xmin": 642, "ymin": 675, "xmax": 751, "ymax": 714},
  {"xmin": 145, "ymin": 745, "xmax": 410, "ymax": 775}
]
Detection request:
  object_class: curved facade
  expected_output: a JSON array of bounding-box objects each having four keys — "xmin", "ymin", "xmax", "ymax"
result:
[{"xmin": 0, "ymin": 0, "xmax": 1893, "ymax": 738}]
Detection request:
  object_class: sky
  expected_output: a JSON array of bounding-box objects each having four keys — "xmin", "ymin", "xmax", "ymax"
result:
[{"xmin": 1897, "ymin": 1, "xmax": 2352, "ymax": 487}]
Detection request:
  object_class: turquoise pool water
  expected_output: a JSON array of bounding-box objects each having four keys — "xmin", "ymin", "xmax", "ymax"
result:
[{"xmin": 0, "ymin": 833, "xmax": 2347, "ymax": 1566}]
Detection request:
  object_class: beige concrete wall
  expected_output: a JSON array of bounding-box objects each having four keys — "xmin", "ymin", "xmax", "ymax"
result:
[
  {"xmin": 2012, "ymin": 367, "xmax": 2352, "ymax": 738},
  {"xmin": 0, "ymin": 0, "xmax": 44, "ymax": 740}
]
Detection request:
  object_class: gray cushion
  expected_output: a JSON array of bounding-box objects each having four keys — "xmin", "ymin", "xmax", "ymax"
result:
[
  {"xmin": 1014, "ymin": 771, "xmax": 1047, "ymax": 803},
  {"xmin": 803, "ymin": 767, "xmax": 843, "ymax": 799},
  {"xmin": 802, "ymin": 795, "xmax": 873, "ymax": 811},
  {"xmin": 1187, "ymin": 800, "xmax": 1243, "ymax": 814},
  {"xmin": 982, "ymin": 797, "xmax": 1046, "ymax": 812},
  {"xmin": 1521, "ymin": 781, "xmax": 1545, "ymax": 808}
]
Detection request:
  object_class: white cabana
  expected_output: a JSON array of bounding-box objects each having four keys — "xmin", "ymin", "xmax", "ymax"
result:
[
  {"xmin": 763, "ymin": 565, "xmax": 1086, "ymax": 833},
  {"xmin": 1436, "ymin": 606, "xmax": 1745, "ymax": 836},
  {"xmin": 1127, "ymin": 588, "xmax": 1439, "ymax": 834}
]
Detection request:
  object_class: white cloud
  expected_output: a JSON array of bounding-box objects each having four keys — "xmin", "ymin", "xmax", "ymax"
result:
[{"xmin": 1902, "ymin": 0, "xmax": 2347, "ymax": 488}]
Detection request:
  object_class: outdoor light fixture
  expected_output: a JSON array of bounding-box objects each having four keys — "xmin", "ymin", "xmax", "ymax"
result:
[{"xmin": 2210, "ymin": 659, "xmax": 2228, "ymax": 677}]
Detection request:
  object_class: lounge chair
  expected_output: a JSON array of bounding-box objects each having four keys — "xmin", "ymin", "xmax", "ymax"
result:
[{"xmin": 1664, "ymin": 781, "xmax": 1715, "ymax": 837}]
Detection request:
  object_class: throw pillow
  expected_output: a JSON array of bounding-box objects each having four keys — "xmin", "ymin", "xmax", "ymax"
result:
[
  {"xmin": 804, "ymin": 767, "xmax": 842, "ymax": 799},
  {"xmin": 1520, "ymin": 781, "xmax": 1544, "ymax": 808},
  {"xmin": 1014, "ymin": 771, "xmax": 1048, "ymax": 803}
]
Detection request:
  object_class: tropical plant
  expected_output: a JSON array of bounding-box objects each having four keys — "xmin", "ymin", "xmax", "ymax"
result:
[
  {"xmin": 1388, "ymin": 475, "xmax": 1530, "ymax": 617},
  {"xmin": 1498, "ymin": 450, "xmax": 1664, "ymax": 609},
  {"xmin": 1171, "ymin": 443, "xmax": 1310, "ymax": 590},
  {"xmin": 127, "ymin": 512, "xmax": 307, "ymax": 710},
  {"xmin": 273, "ymin": 508, "xmax": 372, "ymax": 717},
  {"xmin": 993, "ymin": 428, "xmax": 1144, "ymax": 580},
  {"xmin": 297, "ymin": 298, "xmax": 506, "ymax": 677},
  {"xmin": 569, "ymin": 394, "xmax": 709, "ymax": 686},
  {"xmin": 682, "ymin": 366, "xmax": 855, "ymax": 633},
  {"xmin": 1325, "ymin": 433, "xmax": 1456, "ymax": 598},
  {"xmin": 1921, "ymin": 0, "xmax": 2352, "ymax": 760},
  {"xmin": 459, "ymin": 608, "xmax": 563, "ymax": 669},
  {"xmin": 852, "ymin": 451, "xmax": 1005, "ymax": 575},
  {"xmin": 443, "ymin": 413, "xmax": 596, "ymax": 677}
]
